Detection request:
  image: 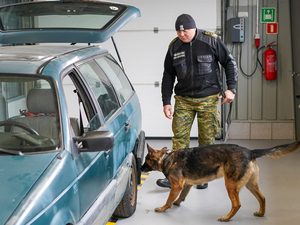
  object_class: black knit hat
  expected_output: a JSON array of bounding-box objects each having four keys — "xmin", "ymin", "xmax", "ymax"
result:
[{"xmin": 175, "ymin": 14, "xmax": 196, "ymax": 31}]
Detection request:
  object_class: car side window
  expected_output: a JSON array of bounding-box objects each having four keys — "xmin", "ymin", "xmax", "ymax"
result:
[
  {"xmin": 77, "ymin": 60, "xmax": 120, "ymax": 121},
  {"xmin": 95, "ymin": 55, "xmax": 134, "ymax": 103},
  {"xmin": 63, "ymin": 72, "xmax": 100, "ymax": 135}
]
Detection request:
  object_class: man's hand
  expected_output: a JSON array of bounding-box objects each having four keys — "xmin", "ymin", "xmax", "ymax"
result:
[
  {"xmin": 219, "ymin": 90, "xmax": 235, "ymax": 104},
  {"xmin": 163, "ymin": 105, "xmax": 173, "ymax": 120}
]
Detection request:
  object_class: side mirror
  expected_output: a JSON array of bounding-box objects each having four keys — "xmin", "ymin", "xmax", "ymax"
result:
[{"xmin": 73, "ymin": 130, "xmax": 114, "ymax": 152}]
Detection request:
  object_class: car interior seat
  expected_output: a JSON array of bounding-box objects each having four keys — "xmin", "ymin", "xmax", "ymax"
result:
[{"xmin": 12, "ymin": 89, "xmax": 59, "ymax": 143}]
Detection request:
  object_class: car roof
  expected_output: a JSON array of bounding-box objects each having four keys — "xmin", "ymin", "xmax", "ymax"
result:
[
  {"xmin": 0, "ymin": 0, "xmax": 140, "ymax": 44},
  {"xmin": 0, "ymin": 44, "xmax": 108, "ymax": 74}
]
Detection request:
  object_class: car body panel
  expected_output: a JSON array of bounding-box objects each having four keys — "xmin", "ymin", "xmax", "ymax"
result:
[
  {"xmin": 0, "ymin": 153, "xmax": 57, "ymax": 225},
  {"xmin": 5, "ymin": 151, "xmax": 79, "ymax": 225},
  {"xmin": 0, "ymin": 45, "xmax": 105, "ymax": 74},
  {"xmin": 77, "ymin": 153, "xmax": 133, "ymax": 225}
]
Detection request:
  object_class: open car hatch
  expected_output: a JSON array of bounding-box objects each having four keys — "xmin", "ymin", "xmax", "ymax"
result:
[{"xmin": 0, "ymin": 0, "xmax": 140, "ymax": 44}]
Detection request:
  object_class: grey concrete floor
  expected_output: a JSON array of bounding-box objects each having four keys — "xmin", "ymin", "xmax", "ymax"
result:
[{"xmin": 116, "ymin": 139, "xmax": 300, "ymax": 225}]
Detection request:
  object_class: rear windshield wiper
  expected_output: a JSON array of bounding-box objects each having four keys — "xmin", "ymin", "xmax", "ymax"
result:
[{"xmin": 0, "ymin": 148, "xmax": 24, "ymax": 155}]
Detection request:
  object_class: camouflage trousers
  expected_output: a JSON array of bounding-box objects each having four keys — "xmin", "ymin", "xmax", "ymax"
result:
[{"xmin": 172, "ymin": 95, "xmax": 220, "ymax": 149}]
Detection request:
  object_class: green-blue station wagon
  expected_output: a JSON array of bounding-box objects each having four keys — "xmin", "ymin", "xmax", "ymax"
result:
[{"xmin": 0, "ymin": 1, "xmax": 145, "ymax": 224}]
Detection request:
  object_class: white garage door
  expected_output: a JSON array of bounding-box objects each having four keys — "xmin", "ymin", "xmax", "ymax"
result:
[{"xmin": 101, "ymin": 0, "xmax": 218, "ymax": 137}]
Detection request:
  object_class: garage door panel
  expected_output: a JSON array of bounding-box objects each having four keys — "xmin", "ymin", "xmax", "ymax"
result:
[{"xmin": 101, "ymin": 0, "xmax": 217, "ymax": 137}]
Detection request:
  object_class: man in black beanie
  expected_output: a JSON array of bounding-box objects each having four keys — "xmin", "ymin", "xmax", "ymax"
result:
[{"xmin": 157, "ymin": 14, "xmax": 238, "ymax": 189}]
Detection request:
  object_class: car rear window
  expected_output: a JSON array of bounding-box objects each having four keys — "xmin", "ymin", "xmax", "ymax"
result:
[{"xmin": 0, "ymin": 1, "xmax": 126, "ymax": 31}]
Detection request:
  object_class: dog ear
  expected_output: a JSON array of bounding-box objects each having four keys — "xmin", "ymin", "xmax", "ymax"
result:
[
  {"xmin": 147, "ymin": 144, "xmax": 155, "ymax": 155},
  {"xmin": 161, "ymin": 147, "xmax": 168, "ymax": 150}
]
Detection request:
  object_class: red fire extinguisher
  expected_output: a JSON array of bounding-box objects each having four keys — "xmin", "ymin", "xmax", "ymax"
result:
[{"xmin": 263, "ymin": 42, "xmax": 277, "ymax": 80}]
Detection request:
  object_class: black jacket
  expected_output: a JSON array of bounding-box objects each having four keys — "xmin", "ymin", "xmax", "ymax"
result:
[{"xmin": 161, "ymin": 29, "xmax": 238, "ymax": 106}]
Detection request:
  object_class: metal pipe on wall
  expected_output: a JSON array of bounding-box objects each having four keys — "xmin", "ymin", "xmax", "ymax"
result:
[{"xmin": 290, "ymin": 0, "xmax": 300, "ymax": 140}]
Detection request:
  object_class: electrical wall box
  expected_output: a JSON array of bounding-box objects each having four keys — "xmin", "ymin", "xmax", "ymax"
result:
[{"xmin": 229, "ymin": 17, "xmax": 245, "ymax": 43}]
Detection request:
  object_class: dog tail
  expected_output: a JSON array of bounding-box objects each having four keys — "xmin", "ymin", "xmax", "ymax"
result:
[{"xmin": 251, "ymin": 141, "xmax": 300, "ymax": 159}]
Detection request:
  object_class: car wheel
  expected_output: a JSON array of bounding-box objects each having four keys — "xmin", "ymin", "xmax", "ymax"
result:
[{"xmin": 113, "ymin": 156, "xmax": 137, "ymax": 218}]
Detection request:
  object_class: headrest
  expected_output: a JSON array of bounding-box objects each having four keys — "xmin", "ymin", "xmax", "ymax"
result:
[{"xmin": 27, "ymin": 89, "xmax": 57, "ymax": 114}]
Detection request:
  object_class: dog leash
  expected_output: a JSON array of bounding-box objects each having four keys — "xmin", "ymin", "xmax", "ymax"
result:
[{"xmin": 220, "ymin": 91, "xmax": 233, "ymax": 143}]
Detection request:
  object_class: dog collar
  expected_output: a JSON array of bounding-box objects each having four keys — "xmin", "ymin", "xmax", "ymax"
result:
[
  {"xmin": 161, "ymin": 150, "xmax": 171, "ymax": 173},
  {"xmin": 164, "ymin": 150, "xmax": 172, "ymax": 161}
]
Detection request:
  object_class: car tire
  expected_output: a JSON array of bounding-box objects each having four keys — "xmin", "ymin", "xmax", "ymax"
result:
[{"xmin": 113, "ymin": 156, "xmax": 137, "ymax": 218}]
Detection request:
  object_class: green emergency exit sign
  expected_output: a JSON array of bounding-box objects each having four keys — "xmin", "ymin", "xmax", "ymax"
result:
[{"xmin": 261, "ymin": 8, "xmax": 276, "ymax": 23}]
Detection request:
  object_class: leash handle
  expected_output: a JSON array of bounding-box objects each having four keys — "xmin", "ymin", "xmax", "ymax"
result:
[{"xmin": 220, "ymin": 91, "xmax": 226, "ymax": 99}]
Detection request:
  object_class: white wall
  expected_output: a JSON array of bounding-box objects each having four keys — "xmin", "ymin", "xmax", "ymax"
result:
[{"xmin": 101, "ymin": 0, "xmax": 217, "ymax": 137}]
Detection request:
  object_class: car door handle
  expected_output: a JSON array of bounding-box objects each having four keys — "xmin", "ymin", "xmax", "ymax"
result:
[{"xmin": 125, "ymin": 121, "xmax": 131, "ymax": 131}]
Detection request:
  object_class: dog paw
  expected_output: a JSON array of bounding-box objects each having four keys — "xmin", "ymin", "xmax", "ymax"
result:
[
  {"xmin": 155, "ymin": 207, "xmax": 165, "ymax": 212},
  {"xmin": 173, "ymin": 199, "xmax": 182, "ymax": 206},
  {"xmin": 253, "ymin": 212, "xmax": 264, "ymax": 217},
  {"xmin": 218, "ymin": 216, "xmax": 230, "ymax": 222}
]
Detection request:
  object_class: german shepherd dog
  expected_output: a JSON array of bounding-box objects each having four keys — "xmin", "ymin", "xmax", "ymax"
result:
[{"xmin": 141, "ymin": 141, "xmax": 300, "ymax": 222}]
